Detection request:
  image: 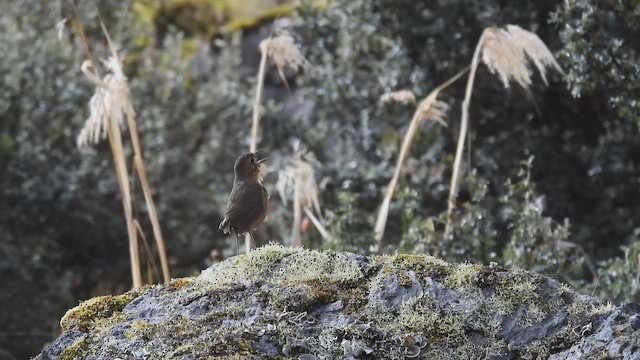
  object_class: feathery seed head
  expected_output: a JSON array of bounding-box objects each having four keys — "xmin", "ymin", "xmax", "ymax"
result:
[
  {"xmin": 416, "ymin": 98, "xmax": 449, "ymax": 127},
  {"xmin": 480, "ymin": 25, "xmax": 564, "ymax": 89},
  {"xmin": 77, "ymin": 56, "xmax": 132, "ymax": 147},
  {"xmin": 260, "ymin": 30, "xmax": 309, "ymax": 86},
  {"xmin": 505, "ymin": 25, "xmax": 564, "ymax": 85},
  {"xmin": 481, "ymin": 27, "xmax": 531, "ymax": 89},
  {"xmin": 277, "ymin": 157, "xmax": 319, "ymax": 210},
  {"xmin": 380, "ymin": 90, "xmax": 417, "ymax": 105}
]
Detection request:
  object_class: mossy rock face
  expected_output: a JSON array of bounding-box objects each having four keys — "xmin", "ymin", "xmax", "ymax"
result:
[
  {"xmin": 59, "ymin": 292, "xmax": 140, "ymax": 332},
  {"xmin": 37, "ymin": 245, "xmax": 640, "ymax": 359},
  {"xmin": 133, "ymin": 0, "xmax": 296, "ymax": 41}
]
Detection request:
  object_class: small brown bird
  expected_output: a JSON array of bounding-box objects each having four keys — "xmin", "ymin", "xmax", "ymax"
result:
[{"xmin": 219, "ymin": 151, "xmax": 269, "ymax": 254}]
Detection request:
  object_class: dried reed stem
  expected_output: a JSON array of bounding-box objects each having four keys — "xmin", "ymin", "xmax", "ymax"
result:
[
  {"xmin": 106, "ymin": 106, "xmax": 142, "ymax": 288},
  {"xmin": 292, "ymin": 176, "xmax": 302, "ymax": 247},
  {"xmin": 99, "ymin": 22, "xmax": 171, "ymax": 284},
  {"xmin": 445, "ymin": 25, "xmax": 563, "ymax": 237},
  {"xmin": 73, "ymin": 11, "xmax": 142, "ymax": 289},
  {"xmin": 444, "ymin": 31, "xmax": 487, "ymax": 237},
  {"xmin": 303, "ymin": 207, "xmax": 331, "ymax": 241},
  {"xmin": 277, "ymin": 143, "xmax": 328, "ymax": 245},
  {"xmin": 373, "ymin": 67, "xmax": 469, "ymax": 253},
  {"xmin": 75, "ymin": 12, "xmax": 172, "ymax": 287},
  {"xmin": 247, "ymin": 29, "xmax": 308, "ymax": 252},
  {"xmin": 250, "ymin": 45, "xmax": 269, "ymax": 154}
]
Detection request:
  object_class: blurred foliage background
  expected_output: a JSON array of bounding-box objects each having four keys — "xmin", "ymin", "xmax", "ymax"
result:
[{"xmin": 0, "ymin": 0, "xmax": 638, "ymax": 358}]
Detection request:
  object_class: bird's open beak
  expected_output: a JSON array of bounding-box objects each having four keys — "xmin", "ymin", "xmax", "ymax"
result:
[{"xmin": 254, "ymin": 148, "xmax": 267, "ymax": 163}]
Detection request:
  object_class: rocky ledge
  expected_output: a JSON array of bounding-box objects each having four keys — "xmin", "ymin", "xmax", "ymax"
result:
[{"xmin": 36, "ymin": 245, "xmax": 640, "ymax": 359}]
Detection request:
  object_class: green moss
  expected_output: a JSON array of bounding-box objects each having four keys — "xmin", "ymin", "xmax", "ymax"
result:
[
  {"xmin": 566, "ymin": 296, "xmax": 612, "ymax": 318},
  {"xmin": 59, "ymin": 337, "xmax": 90, "ymax": 360},
  {"xmin": 168, "ymin": 277, "xmax": 194, "ymax": 290},
  {"xmin": 225, "ymin": 4, "xmax": 293, "ymax": 32},
  {"xmin": 199, "ymin": 244, "xmax": 299, "ymax": 287},
  {"xmin": 60, "ymin": 291, "xmax": 138, "ymax": 331},
  {"xmin": 123, "ymin": 319, "xmax": 150, "ymax": 339},
  {"xmin": 275, "ymin": 250, "xmax": 365, "ymax": 285},
  {"xmin": 343, "ymin": 286, "xmax": 368, "ymax": 314},
  {"xmin": 444, "ymin": 263, "xmax": 482, "ymax": 291},
  {"xmin": 392, "ymin": 253, "xmax": 452, "ymax": 280},
  {"xmin": 132, "ymin": 0, "xmax": 296, "ymax": 42},
  {"xmin": 301, "ymin": 278, "xmax": 339, "ymax": 305},
  {"xmin": 51, "ymin": 247, "xmax": 603, "ymax": 359}
]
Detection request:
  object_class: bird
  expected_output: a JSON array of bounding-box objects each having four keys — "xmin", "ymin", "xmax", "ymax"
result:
[{"xmin": 219, "ymin": 151, "xmax": 269, "ymax": 254}]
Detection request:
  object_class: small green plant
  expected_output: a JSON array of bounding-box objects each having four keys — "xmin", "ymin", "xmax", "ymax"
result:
[{"xmin": 597, "ymin": 232, "xmax": 640, "ymax": 303}]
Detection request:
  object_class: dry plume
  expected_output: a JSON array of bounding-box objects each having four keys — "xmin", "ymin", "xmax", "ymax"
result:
[
  {"xmin": 380, "ymin": 90, "xmax": 417, "ymax": 105},
  {"xmin": 260, "ymin": 30, "xmax": 310, "ymax": 91},
  {"xmin": 75, "ymin": 20, "xmax": 170, "ymax": 288},
  {"xmin": 480, "ymin": 25, "xmax": 564, "ymax": 90},
  {"xmin": 373, "ymin": 67, "xmax": 469, "ymax": 251},
  {"xmin": 277, "ymin": 144, "xmax": 329, "ymax": 246},
  {"xmin": 445, "ymin": 24, "xmax": 564, "ymax": 236},
  {"xmin": 77, "ymin": 57, "xmax": 130, "ymax": 147},
  {"xmin": 248, "ymin": 27, "xmax": 308, "ymax": 252}
]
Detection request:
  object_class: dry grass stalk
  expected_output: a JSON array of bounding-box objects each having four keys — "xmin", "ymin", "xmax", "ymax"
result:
[
  {"xmin": 78, "ymin": 52, "xmax": 142, "ymax": 288},
  {"xmin": 372, "ymin": 67, "xmax": 469, "ymax": 253},
  {"xmin": 77, "ymin": 21, "xmax": 170, "ymax": 287},
  {"xmin": 247, "ymin": 28, "xmax": 308, "ymax": 252},
  {"xmin": 445, "ymin": 25, "xmax": 564, "ymax": 236},
  {"xmin": 102, "ymin": 21, "xmax": 170, "ymax": 284},
  {"xmin": 250, "ymin": 29, "xmax": 309, "ymax": 153},
  {"xmin": 277, "ymin": 145, "xmax": 329, "ymax": 246}
]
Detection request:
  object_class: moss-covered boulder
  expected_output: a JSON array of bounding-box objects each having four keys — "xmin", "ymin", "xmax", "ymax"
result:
[{"xmin": 36, "ymin": 245, "xmax": 640, "ymax": 359}]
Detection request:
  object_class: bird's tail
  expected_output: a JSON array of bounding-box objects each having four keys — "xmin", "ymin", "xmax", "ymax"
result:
[{"xmin": 219, "ymin": 218, "xmax": 231, "ymax": 234}]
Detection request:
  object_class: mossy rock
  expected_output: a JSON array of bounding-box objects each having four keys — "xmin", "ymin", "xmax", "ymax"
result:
[
  {"xmin": 132, "ymin": 0, "xmax": 296, "ymax": 42},
  {"xmin": 59, "ymin": 291, "xmax": 140, "ymax": 332},
  {"xmin": 37, "ymin": 245, "xmax": 640, "ymax": 359}
]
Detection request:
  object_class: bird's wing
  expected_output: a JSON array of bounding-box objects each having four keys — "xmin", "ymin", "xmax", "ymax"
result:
[{"xmin": 223, "ymin": 182, "xmax": 268, "ymax": 234}]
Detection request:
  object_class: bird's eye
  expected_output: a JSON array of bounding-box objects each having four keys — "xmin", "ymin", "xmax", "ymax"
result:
[{"xmin": 250, "ymin": 157, "xmax": 255, "ymax": 163}]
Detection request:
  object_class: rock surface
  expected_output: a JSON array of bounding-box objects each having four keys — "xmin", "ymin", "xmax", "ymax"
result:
[{"xmin": 36, "ymin": 245, "xmax": 640, "ymax": 359}]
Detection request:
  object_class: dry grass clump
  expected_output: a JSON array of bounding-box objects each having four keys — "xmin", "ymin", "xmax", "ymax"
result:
[
  {"xmin": 277, "ymin": 141, "xmax": 329, "ymax": 247},
  {"xmin": 445, "ymin": 24, "xmax": 564, "ymax": 236},
  {"xmin": 76, "ymin": 19, "xmax": 169, "ymax": 288}
]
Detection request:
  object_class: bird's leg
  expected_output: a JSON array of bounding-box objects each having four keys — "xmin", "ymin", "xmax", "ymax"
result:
[
  {"xmin": 249, "ymin": 232, "xmax": 256, "ymax": 250},
  {"xmin": 235, "ymin": 231, "xmax": 240, "ymax": 255}
]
